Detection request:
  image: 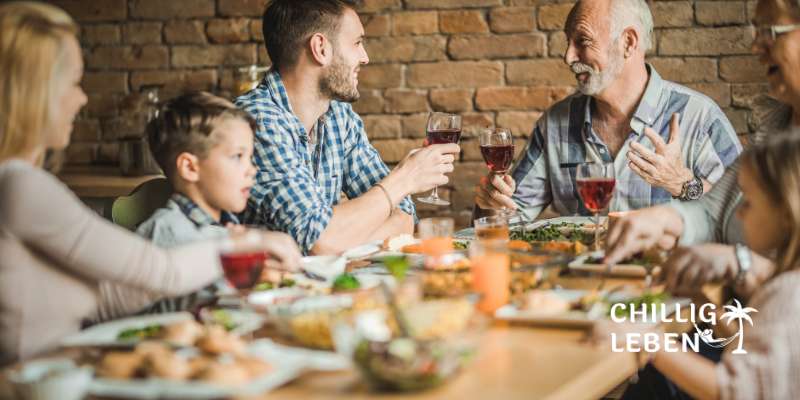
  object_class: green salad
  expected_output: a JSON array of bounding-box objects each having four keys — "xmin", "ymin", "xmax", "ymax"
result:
[
  {"xmin": 510, "ymin": 222, "xmax": 590, "ymax": 243},
  {"xmin": 253, "ymin": 278, "xmax": 296, "ymax": 291},
  {"xmin": 608, "ymin": 292, "xmax": 670, "ymax": 319},
  {"xmin": 332, "ymin": 273, "xmax": 361, "ymax": 292},
  {"xmin": 117, "ymin": 324, "xmax": 163, "ymax": 341}
]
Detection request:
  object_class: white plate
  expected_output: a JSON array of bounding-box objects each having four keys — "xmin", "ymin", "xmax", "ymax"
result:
[
  {"xmin": 60, "ymin": 311, "xmax": 266, "ymax": 348},
  {"xmin": 88, "ymin": 339, "xmax": 305, "ymax": 399},
  {"xmin": 247, "ymin": 287, "xmax": 308, "ymax": 308},
  {"xmin": 454, "ymin": 216, "xmax": 605, "ymax": 240},
  {"xmin": 302, "ymin": 255, "xmax": 346, "ymax": 281},
  {"xmin": 569, "ymin": 251, "xmax": 651, "ymax": 278},
  {"xmin": 495, "ymin": 290, "xmax": 689, "ymax": 329},
  {"xmin": 341, "ymin": 241, "xmax": 382, "ymax": 260}
]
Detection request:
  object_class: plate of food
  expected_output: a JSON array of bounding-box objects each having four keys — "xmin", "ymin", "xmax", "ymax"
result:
[
  {"xmin": 568, "ymin": 250, "xmax": 664, "ymax": 278},
  {"xmin": 495, "ymin": 289, "xmax": 686, "ymax": 329},
  {"xmin": 60, "ymin": 311, "xmax": 266, "ymax": 349},
  {"xmin": 87, "ymin": 322, "xmax": 304, "ymax": 399}
]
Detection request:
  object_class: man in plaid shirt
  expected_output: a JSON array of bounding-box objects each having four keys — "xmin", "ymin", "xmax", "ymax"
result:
[
  {"xmin": 476, "ymin": 0, "xmax": 741, "ymax": 221},
  {"xmin": 237, "ymin": 0, "xmax": 459, "ymax": 254}
]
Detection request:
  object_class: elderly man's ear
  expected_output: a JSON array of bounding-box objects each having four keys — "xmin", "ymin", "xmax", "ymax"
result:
[{"xmin": 622, "ymin": 27, "xmax": 639, "ymax": 58}]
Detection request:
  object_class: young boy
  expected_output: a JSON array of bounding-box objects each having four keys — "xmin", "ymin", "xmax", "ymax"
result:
[
  {"xmin": 137, "ymin": 91, "xmax": 256, "ymax": 246},
  {"xmin": 111, "ymin": 92, "xmax": 292, "ymax": 315}
]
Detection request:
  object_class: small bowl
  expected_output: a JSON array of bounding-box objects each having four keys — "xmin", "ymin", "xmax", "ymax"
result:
[{"xmin": 8, "ymin": 358, "xmax": 93, "ymax": 400}]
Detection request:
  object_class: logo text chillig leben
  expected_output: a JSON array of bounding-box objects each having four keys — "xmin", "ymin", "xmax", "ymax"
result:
[{"xmin": 609, "ymin": 299, "xmax": 757, "ymax": 354}]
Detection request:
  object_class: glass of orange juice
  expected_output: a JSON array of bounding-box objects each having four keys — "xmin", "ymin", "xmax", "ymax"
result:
[
  {"xmin": 474, "ymin": 215, "xmax": 510, "ymax": 242},
  {"xmin": 469, "ymin": 241, "xmax": 510, "ymax": 314},
  {"xmin": 418, "ymin": 217, "xmax": 455, "ymax": 257}
]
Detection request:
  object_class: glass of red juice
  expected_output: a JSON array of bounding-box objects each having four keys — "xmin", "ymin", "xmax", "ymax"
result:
[
  {"xmin": 576, "ymin": 162, "xmax": 616, "ymax": 250},
  {"xmin": 417, "ymin": 112, "xmax": 462, "ymax": 206},
  {"xmin": 219, "ymin": 251, "xmax": 267, "ymax": 290}
]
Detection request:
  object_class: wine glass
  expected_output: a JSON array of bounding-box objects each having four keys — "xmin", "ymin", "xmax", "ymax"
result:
[
  {"xmin": 576, "ymin": 162, "xmax": 616, "ymax": 251},
  {"xmin": 417, "ymin": 112, "xmax": 462, "ymax": 206},
  {"xmin": 479, "ymin": 127, "xmax": 517, "ymax": 219}
]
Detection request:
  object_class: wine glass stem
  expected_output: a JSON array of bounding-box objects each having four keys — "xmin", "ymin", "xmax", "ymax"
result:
[
  {"xmin": 594, "ymin": 212, "xmax": 600, "ymax": 252},
  {"xmin": 431, "ymin": 185, "xmax": 439, "ymax": 200}
]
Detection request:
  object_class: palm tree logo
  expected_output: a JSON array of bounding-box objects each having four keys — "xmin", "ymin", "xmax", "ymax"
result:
[{"xmin": 721, "ymin": 299, "xmax": 758, "ymax": 355}]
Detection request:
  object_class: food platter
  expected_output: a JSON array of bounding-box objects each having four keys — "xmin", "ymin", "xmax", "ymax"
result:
[
  {"xmin": 60, "ymin": 311, "xmax": 265, "ymax": 348},
  {"xmin": 495, "ymin": 289, "xmax": 689, "ymax": 329}
]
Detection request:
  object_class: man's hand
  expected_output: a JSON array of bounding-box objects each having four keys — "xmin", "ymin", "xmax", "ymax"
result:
[
  {"xmin": 394, "ymin": 143, "xmax": 460, "ymax": 195},
  {"xmin": 474, "ymin": 174, "xmax": 517, "ymax": 211},
  {"xmin": 627, "ymin": 113, "xmax": 694, "ymax": 196},
  {"xmin": 605, "ymin": 206, "xmax": 682, "ymax": 265},
  {"xmin": 661, "ymin": 244, "xmax": 738, "ymax": 295}
]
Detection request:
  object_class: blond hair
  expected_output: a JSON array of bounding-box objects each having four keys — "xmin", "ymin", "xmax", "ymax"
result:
[
  {"xmin": 741, "ymin": 131, "xmax": 800, "ymax": 272},
  {"xmin": 0, "ymin": 2, "xmax": 77, "ymax": 165}
]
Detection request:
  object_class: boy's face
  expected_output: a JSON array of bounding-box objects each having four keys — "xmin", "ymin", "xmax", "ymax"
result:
[
  {"xmin": 196, "ymin": 118, "xmax": 256, "ymax": 214},
  {"xmin": 736, "ymin": 163, "xmax": 788, "ymax": 255}
]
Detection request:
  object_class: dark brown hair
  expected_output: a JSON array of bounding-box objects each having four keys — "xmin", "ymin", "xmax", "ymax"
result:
[
  {"xmin": 261, "ymin": 0, "xmax": 362, "ymax": 70},
  {"xmin": 146, "ymin": 91, "xmax": 256, "ymax": 180}
]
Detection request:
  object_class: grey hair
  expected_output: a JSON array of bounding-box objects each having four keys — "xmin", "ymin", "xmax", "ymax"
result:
[{"xmin": 609, "ymin": 0, "xmax": 654, "ymax": 53}]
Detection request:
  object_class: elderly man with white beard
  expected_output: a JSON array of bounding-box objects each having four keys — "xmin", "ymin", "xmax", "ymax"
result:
[{"xmin": 474, "ymin": 0, "xmax": 741, "ymax": 221}]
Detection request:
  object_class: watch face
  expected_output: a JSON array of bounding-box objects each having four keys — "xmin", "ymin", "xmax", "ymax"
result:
[{"xmin": 685, "ymin": 179, "xmax": 703, "ymax": 200}]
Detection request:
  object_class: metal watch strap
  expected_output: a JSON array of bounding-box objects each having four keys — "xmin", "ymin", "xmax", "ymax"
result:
[{"xmin": 735, "ymin": 243, "xmax": 752, "ymax": 284}]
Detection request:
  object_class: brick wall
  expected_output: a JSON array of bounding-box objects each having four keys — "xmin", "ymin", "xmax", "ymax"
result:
[{"xmin": 51, "ymin": 0, "xmax": 765, "ymax": 227}]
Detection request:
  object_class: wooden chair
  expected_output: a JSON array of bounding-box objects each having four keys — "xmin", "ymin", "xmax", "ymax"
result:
[{"xmin": 111, "ymin": 177, "xmax": 172, "ymax": 231}]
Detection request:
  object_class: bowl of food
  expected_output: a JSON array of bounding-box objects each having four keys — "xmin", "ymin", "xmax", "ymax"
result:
[
  {"xmin": 268, "ymin": 290, "xmax": 384, "ymax": 350},
  {"xmin": 420, "ymin": 252, "xmax": 472, "ymax": 298},
  {"xmin": 333, "ymin": 297, "xmax": 482, "ymax": 392}
]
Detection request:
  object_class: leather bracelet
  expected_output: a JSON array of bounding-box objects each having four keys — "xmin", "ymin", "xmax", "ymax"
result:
[{"xmin": 375, "ymin": 183, "xmax": 394, "ymax": 217}]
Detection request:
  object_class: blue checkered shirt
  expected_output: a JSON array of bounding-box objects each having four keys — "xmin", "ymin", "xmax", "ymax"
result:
[
  {"xmin": 235, "ymin": 69, "xmax": 416, "ymax": 253},
  {"xmin": 512, "ymin": 65, "xmax": 742, "ymax": 221}
]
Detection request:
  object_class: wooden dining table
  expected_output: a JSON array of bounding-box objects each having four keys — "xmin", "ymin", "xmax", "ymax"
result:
[
  {"xmin": 1, "ymin": 276, "xmax": 723, "ymax": 400},
  {"xmin": 263, "ymin": 277, "xmax": 723, "ymax": 400}
]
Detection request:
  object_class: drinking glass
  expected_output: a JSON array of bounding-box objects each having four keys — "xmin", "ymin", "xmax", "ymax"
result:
[
  {"xmin": 473, "ymin": 215, "xmax": 510, "ymax": 243},
  {"xmin": 219, "ymin": 251, "xmax": 267, "ymax": 291},
  {"xmin": 576, "ymin": 162, "xmax": 616, "ymax": 251},
  {"xmin": 418, "ymin": 217, "xmax": 455, "ymax": 262},
  {"xmin": 417, "ymin": 112, "xmax": 462, "ymax": 206},
  {"xmin": 469, "ymin": 241, "xmax": 510, "ymax": 314},
  {"xmin": 479, "ymin": 127, "xmax": 520, "ymax": 221}
]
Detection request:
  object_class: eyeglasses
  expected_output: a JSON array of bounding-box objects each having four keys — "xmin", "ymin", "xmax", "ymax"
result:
[{"xmin": 752, "ymin": 23, "xmax": 800, "ymax": 45}]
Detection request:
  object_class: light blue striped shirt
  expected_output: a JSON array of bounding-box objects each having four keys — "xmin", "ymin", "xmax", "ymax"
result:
[{"xmin": 512, "ymin": 65, "xmax": 742, "ymax": 221}]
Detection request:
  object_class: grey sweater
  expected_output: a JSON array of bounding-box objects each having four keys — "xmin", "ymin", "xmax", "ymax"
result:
[{"xmin": 0, "ymin": 160, "xmax": 222, "ymax": 365}]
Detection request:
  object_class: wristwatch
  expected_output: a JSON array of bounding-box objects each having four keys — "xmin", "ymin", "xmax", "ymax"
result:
[
  {"xmin": 734, "ymin": 243, "xmax": 752, "ymax": 284},
  {"xmin": 675, "ymin": 176, "xmax": 703, "ymax": 201}
]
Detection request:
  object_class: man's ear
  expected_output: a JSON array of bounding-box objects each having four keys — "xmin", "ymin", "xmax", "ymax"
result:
[
  {"xmin": 309, "ymin": 32, "xmax": 333, "ymax": 66},
  {"xmin": 175, "ymin": 152, "xmax": 201, "ymax": 183},
  {"xmin": 621, "ymin": 27, "xmax": 640, "ymax": 58}
]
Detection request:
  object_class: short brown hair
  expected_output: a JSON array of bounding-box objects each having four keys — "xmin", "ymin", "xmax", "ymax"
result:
[
  {"xmin": 146, "ymin": 91, "xmax": 256, "ymax": 180},
  {"xmin": 261, "ymin": 0, "xmax": 362, "ymax": 70}
]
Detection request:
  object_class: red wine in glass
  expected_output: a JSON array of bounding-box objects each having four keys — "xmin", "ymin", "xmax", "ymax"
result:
[
  {"xmin": 480, "ymin": 144, "xmax": 515, "ymax": 174},
  {"xmin": 427, "ymin": 128, "xmax": 461, "ymax": 144},
  {"xmin": 219, "ymin": 251, "xmax": 267, "ymax": 290},
  {"xmin": 576, "ymin": 178, "xmax": 616, "ymax": 213},
  {"xmin": 418, "ymin": 112, "xmax": 462, "ymax": 206},
  {"xmin": 576, "ymin": 162, "xmax": 615, "ymax": 251}
]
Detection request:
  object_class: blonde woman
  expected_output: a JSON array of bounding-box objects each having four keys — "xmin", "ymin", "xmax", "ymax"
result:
[
  {"xmin": 0, "ymin": 2, "xmax": 301, "ymax": 365},
  {"xmin": 598, "ymin": 133, "xmax": 800, "ymax": 400}
]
